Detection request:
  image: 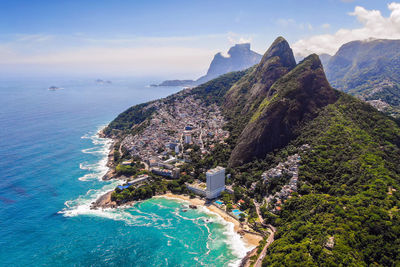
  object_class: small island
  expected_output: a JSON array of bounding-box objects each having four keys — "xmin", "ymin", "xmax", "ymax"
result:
[
  {"xmin": 48, "ymin": 86, "xmax": 62, "ymax": 91},
  {"xmin": 95, "ymin": 79, "xmax": 112, "ymax": 85}
]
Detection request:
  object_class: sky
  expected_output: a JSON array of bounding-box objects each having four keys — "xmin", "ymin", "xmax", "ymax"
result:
[{"xmin": 0, "ymin": 0, "xmax": 399, "ymax": 78}]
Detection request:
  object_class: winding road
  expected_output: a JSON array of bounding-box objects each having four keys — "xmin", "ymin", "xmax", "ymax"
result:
[
  {"xmin": 253, "ymin": 200, "xmax": 277, "ymax": 267},
  {"xmin": 254, "ymin": 225, "xmax": 276, "ymax": 267}
]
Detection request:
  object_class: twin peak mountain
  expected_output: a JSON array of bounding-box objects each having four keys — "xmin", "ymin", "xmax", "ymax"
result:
[{"xmin": 223, "ymin": 37, "xmax": 338, "ymax": 167}]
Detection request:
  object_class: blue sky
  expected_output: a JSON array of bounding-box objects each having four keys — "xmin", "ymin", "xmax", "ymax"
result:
[{"xmin": 0, "ymin": 0, "xmax": 398, "ymax": 77}]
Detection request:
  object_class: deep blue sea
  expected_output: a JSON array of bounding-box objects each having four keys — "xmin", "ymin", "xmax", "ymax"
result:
[{"xmin": 0, "ymin": 77, "xmax": 248, "ymax": 266}]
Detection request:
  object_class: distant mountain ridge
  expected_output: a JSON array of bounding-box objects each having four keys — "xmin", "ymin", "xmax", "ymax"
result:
[
  {"xmin": 324, "ymin": 38, "xmax": 400, "ymax": 117},
  {"xmin": 154, "ymin": 43, "xmax": 262, "ymax": 87}
]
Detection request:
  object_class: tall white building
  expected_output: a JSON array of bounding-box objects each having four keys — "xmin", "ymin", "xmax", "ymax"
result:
[
  {"xmin": 184, "ymin": 133, "xmax": 192, "ymax": 144},
  {"xmin": 206, "ymin": 166, "xmax": 225, "ymax": 199}
]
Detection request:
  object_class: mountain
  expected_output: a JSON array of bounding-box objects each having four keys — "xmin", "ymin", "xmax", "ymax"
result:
[
  {"xmin": 155, "ymin": 43, "xmax": 262, "ymax": 87},
  {"xmin": 196, "ymin": 43, "xmax": 262, "ymax": 84},
  {"xmin": 153, "ymin": 80, "xmax": 195, "ymax": 87},
  {"xmin": 228, "ymin": 54, "xmax": 339, "ymax": 167},
  {"xmin": 104, "ymin": 37, "xmax": 400, "ymax": 266},
  {"xmin": 319, "ymin": 53, "xmax": 331, "ymax": 66},
  {"xmin": 324, "ymin": 39, "xmax": 400, "ymax": 116},
  {"xmin": 224, "ymin": 37, "xmax": 296, "ymax": 123}
]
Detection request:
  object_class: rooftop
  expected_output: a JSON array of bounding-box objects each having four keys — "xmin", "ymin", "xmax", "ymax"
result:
[
  {"xmin": 206, "ymin": 166, "xmax": 225, "ymax": 175},
  {"xmin": 187, "ymin": 181, "xmax": 207, "ymax": 190}
]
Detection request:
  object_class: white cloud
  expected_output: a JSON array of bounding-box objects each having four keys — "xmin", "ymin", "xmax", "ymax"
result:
[
  {"xmin": 292, "ymin": 2, "xmax": 400, "ymax": 57},
  {"xmin": 227, "ymin": 32, "xmax": 253, "ymax": 45}
]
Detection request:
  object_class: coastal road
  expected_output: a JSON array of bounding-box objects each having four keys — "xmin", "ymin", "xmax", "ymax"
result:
[{"xmin": 254, "ymin": 225, "xmax": 276, "ymax": 267}]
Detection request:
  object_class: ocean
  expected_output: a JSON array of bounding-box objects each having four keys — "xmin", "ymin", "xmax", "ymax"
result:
[{"xmin": 0, "ymin": 77, "xmax": 248, "ymax": 266}]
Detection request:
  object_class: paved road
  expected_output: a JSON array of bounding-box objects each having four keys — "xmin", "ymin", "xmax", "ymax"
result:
[
  {"xmin": 254, "ymin": 225, "xmax": 276, "ymax": 267},
  {"xmin": 253, "ymin": 200, "xmax": 276, "ymax": 267}
]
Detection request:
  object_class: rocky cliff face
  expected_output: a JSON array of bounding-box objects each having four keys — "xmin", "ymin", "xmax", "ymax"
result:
[
  {"xmin": 224, "ymin": 37, "xmax": 297, "ymax": 116},
  {"xmin": 196, "ymin": 43, "xmax": 262, "ymax": 84},
  {"xmin": 157, "ymin": 43, "xmax": 262, "ymax": 87},
  {"xmin": 229, "ymin": 54, "xmax": 339, "ymax": 167}
]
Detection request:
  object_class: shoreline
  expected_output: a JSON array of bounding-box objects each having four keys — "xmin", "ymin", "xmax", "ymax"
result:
[
  {"xmin": 95, "ymin": 128, "xmax": 263, "ymax": 264},
  {"xmin": 155, "ymin": 193, "xmax": 263, "ymax": 248}
]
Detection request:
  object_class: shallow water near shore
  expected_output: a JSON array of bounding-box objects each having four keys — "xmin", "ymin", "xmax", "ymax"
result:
[{"xmin": 0, "ymin": 77, "xmax": 248, "ymax": 266}]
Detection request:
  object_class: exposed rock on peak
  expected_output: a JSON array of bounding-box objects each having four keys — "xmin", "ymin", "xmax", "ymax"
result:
[
  {"xmin": 258, "ymin": 36, "xmax": 296, "ymax": 71},
  {"xmin": 157, "ymin": 43, "xmax": 262, "ymax": 87},
  {"xmin": 197, "ymin": 43, "xmax": 262, "ymax": 84},
  {"xmin": 227, "ymin": 43, "xmax": 251, "ymax": 55},
  {"xmin": 224, "ymin": 37, "xmax": 296, "ymax": 116},
  {"xmin": 228, "ymin": 54, "xmax": 339, "ymax": 167}
]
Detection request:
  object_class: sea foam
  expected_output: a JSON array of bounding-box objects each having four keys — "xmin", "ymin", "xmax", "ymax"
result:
[
  {"xmin": 78, "ymin": 126, "xmax": 112, "ymax": 182},
  {"xmin": 62, "ymin": 126, "xmax": 251, "ymax": 266}
]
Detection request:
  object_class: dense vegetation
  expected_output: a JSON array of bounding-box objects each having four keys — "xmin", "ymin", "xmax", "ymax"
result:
[
  {"xmin": 111, "ymin": 175, "xmax": 193, "ymax": 204},
  {"xmin": 115, "ymin": 161, "xmax": 145, "ymax": 176},
  {"xmin": 103, "ymin": 102, "xmax": 156, "ymax": 136},
  {"xmin": 263, "ymin": 94, "xmax": 400, "ymax": 266},
  {"xmin": 190, "ymin": 70, "xmax": 247, "ymax": 106},
  {"xmin": 325, "ymin": 39, "xmax": 400, "ymax": 117}
]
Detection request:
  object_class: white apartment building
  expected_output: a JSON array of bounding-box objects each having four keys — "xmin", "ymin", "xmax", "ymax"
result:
[{"xmin": 206, "ymin": 166, "xmax": 225, "ymax": 199}]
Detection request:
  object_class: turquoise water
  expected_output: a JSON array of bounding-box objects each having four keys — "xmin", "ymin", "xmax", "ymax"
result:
[
  {"xmin": 0, "ymin": 77, "xmax": 248, "ymax": 266},
  {"xmin": 215, "ymin": 200, "xmax": 223, "ymax": 205}
]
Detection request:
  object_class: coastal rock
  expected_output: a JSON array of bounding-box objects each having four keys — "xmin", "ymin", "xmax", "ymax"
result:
[
  {"xmin": 90, "ymin": 191, "xmax": 116, "ymax": 209},
  {"xmin": 239, "ymin": 247, "xmax": 258, "ymax": 267}
]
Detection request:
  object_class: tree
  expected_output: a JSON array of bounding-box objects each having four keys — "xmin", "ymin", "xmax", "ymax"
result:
[{"xmin": 226, "ymin": 204, "xmax": 233, "ymax": 212}]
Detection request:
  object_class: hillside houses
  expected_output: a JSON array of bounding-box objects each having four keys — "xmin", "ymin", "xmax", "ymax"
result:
[{"xmin": 120, "ymin": 95, "xmax": 229, "ymax": 170}]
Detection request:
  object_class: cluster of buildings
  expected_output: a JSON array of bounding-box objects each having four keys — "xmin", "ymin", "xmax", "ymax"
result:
[
  {"xmin": 262, "ymin": 154, "xmax": 301, "ymax": 211},
  {"xmin": 117, "ymin": 174, "xmax": 150, "ymax": 190},
  {"xmin": 148, "ymin": 157, "xmax": 181, "ymax": 179},
  {"xmin": 186, "ymin": 166, "xmax": 226, "ymax": 199},
  {"xmin": 120, "ymin": 95, "xmax": 229, "ymax": 170}
]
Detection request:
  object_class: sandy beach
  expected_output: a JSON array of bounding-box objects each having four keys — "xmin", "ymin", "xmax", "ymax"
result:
[{"xmin": 156, "ymin": 193, "xmax": 263, "ymax": 248}]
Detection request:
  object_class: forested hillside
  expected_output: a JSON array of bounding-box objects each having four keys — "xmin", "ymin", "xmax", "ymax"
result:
[{"xmin": 325, "ymin": 39, "xmax": 400, "ymax": 117}]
